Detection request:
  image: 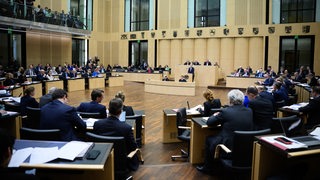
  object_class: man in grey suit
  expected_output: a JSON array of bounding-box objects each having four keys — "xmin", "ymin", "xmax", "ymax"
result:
[
  {"xmin": 39, "ymin": 87, "xmax": 57, "ymax": 107},
  {"xmin": 197, "ymin": 89, "xmax": 253, "ymax": 173}
]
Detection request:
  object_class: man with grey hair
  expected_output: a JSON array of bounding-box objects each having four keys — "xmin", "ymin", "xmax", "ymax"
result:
[
  {"xmin": 197, "ymin": 89, "xmax": 253, "ymax": 174},
  {"xmin": 39, "ymin": 87, "xmax": 57, "ymax": 107}
]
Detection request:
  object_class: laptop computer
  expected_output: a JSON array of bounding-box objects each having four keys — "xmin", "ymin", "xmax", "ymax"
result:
[{"xmin": 280, "ymin": 118, "xmax": 320, "ymax": 147}]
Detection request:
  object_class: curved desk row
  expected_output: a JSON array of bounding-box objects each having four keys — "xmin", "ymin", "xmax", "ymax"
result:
[
  {"xmin": 226, "ymin": 76, "xmax": 265, "ymax": 89},
  {"xmin": 113, "ymin": 72, "xmax": 162, "ymax": 82},
  {"xmin": 145, "ymin": 80, "xmax": 196, "ymax": 96}
]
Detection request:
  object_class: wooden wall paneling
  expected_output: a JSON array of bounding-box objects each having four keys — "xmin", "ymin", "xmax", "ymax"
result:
[
  {"xmin": 158, "ymin": 0, "xmax": 170, "ymax": 29},
  {"xmin": 112, "ymin": 0, "xmax": 120, "ymax": 33},
  {"xmin": 103, "ymin": 41, "xmax": 110, "ymax": 65},
  {"xmin": 181, "ymin": 39, "xmax": 194, "ymax": 62},
  {"xmin": 179, "ymin": 0, "xmax": 188, "ymax": 28},
  {"xmin": 268, "ymin": 36, "xmax": 280, "ymax": 71},
  {"xmin": 234, "ymin": 38, "xmax": 249, "ymax": 70},
  {"xmin": 97, "ymin": 0, "xmax": 105, "ymax": 32},
  {"xmin": 226, "ymin": 0, "xmax": 235, "ymax": 26},
  {"xmin": 170, "ymin": 39, "xmax": 182, "ymax": 66},
  {"xmin": 235, "ymin": 0, "xmax": 248, "ymax": 25},
  {"xmin": 220, "ymin": 38, "xmax": 235, "ymax": 77},
  {"xmin": 207, "ymin": 38, "xmax": 221, "ymax": 63},
  {"xmin": 26, "ymin": 33, "xmax": 40, "ymax": 66},
  {"xmin": 40, "ymin": 35, "xmax": 51, "ymax": 64},
  {"xmin": 111, "ymin": 41, "xmax": 119, "ymax": 67},
  {"xmin": 314, "ymin": 35, "xmax": 320, "ymax": 75},
  {"xmin": 249, "ymin": 0, "xmax": 264, "ymax": 25},
  {"xmin": 148, "ymin": 40, "xmax": 155, "ymax": 68},
  {"xmin": 158, "ymin": 40, "xmax": 171, "ymax": 68},
  {"xmin": 249, "ymin": 37, "xmax": 264, "ymax": 72},
  {"xmin": 194, "ymin": 39, "xmax": 206, "ymax": 63},
  {"xmin": 119, "ymin": 41, "xmax": 128, "ymax": 67},
  {"xmin": 105, "ymin": 0, "xmax": 111, "ymax": 33},
  {"xmin": 170, "ymin": 0, "xmax": 181, "ymax": 29},
  {"xmin": 60, "ymin": 36, "xmax": 72, "ymax": 65}
]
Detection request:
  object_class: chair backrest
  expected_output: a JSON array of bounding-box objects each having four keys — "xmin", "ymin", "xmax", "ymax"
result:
[
  {"xmin": 85, "ymin": 132, "xmax": 127, "ymax": 173},
  {"xmin": 126, "ymin": 114, "xmax": 143, "ymax": 147},
  {"xmin": 78, "ymin": 111, "xmax": 104, "ymax": 119},
  {"xmin": 232, "ymin": 129, "xmax": 271, "ymax": 167},
  {"xmin": 26, "ymin": 107, "xmax": 41, "ymax": 129},
  {"xmin": 20, "ymin": 127, "xmax": 61, "ymax": 141},
  {"xmin": 176, "ymin": 107, "xmax": 187, "ymax": 136},
  {"xmin": 271, "ymin": 115, "xmax": 303, "ymax": 137},
  {"xmin": 210, "ymin": 108, "xmax": 222, "ymax": 116}
]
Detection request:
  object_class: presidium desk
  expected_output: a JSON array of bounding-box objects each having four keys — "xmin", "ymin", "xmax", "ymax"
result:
[
  {"xmin": 15, "ymin": 139, "xmax": 114, "ymax": 180},
  {"xmin": 145, "ymin": 80, "xmax": 196, "ymax": 96}
]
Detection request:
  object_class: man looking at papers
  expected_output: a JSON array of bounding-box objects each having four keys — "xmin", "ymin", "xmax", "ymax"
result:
[
  {"xmin": 299, "ymin": 86, "xmax": 320, "ymax": 129},
  {"xmin": 77, "ymin": 89, "xmax": 107, "ymax": 118},
  {"xmin": 40, "ymin": 89, "xmax": 87, "ymax": 141}
]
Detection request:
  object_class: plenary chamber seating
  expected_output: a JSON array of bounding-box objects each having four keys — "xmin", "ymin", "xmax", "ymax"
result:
[
  {"xmin": 20, "ymin": 127, "xmax": 61, "ymax": 141},
  {"xmin": 214, "ymin": 129, "xmax": 271, "ymax": 179},
  {"xmin": 77, "ymin": 111, "xmax": 105, "ymax": 119},
  {"xmin": 171, "ymin": 107, "xmax": 191, "ymax": 161},
  {"xmin": 126, "ymin": 114, "xmax": 143, "ymax": 148}
]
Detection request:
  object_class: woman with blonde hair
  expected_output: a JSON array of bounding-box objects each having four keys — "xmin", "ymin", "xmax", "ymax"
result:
[
  {"xmin": 115, "ymin": 91, "xmax": 134, "ymax": 116},
  {"xmin": 200, "ymin": 89, "xmax": 221, "ymax": 116}
]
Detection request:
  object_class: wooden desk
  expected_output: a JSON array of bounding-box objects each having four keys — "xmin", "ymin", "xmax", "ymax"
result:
[
  {"xmin": 190, "ymin": 117, "xmax": 220, "ymax": 164},
  {"xmin": 15, "ymin": 139, "xmax": 114, "ymax": 180},
  {"xmin": 226, "ymin": 76, "xmax": 264, "ymax": 89},
  {"xmin": 277, "ymin": 106, "xmax": 307, "ymax": 124},
  {"xmin": 252, "ymin": 139, "xmax": 320, "ymax": 180},
  {"xmin": 295, "ymin": 84, "xmax": 311, "ymax": 103},
  {"xmin": 174, "ymin": 65, "xmax": 219, "ymax": 87},
  {"xmin": 44, "ymin": 80, "xmax": 64, "ymax": 93},
  {"xmin": 21, "ymin": 82, "xmax": 42, "ymax": 99},
  {"xmin": 87, "ymin": 77, "xmax": 105, "ymax": 89},
  {"xmin": 145, "ymin": 80, "xmax": 196, "ymax": 96},
  {"xmin": 108, "ymin": 76, "xmax": 124, "ymax": 87},
  {"xmin": 0, "ymin": 112, "xmax": 21, "ymax": 139},
  {"xmin": 162, "ymin": 109, "xmax": 200, "ymax": 143},
  {"xmin": 9, "ymin": 86, "xmax": 24, "ymax": 97},
  {"xmin": 67, "ymin": 78, "xmax": 85, "ymax": 92},
  {"xmin": 113, "ymin": 72, "xmax": 162, "ymax": 82}
]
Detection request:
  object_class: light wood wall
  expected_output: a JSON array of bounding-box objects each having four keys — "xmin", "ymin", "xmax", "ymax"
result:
[{"xmin": 24, "ymin": 0, "xmax": 320, "ymax": 76}]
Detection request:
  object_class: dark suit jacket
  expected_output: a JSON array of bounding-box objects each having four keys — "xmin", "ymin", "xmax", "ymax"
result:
[
  {"xmin": 39, "ymin": 94, "xmax": 52, "ymax": 107},
  {"xmin": 20, "ymin": 95, "xmax": 39, "ymax": 116},
  {"xmin": 248, "ymin": 96, "xmax": 274, "ymax": 130},
  {"xmin": 93, "ymin": 116, "xmax": 139, "ymax": 170},
  {"xmin": 187, "ymin": 67, "xmax": 194, "ymax": 74},
  {"xmin": 262, "ymin": 78, "xmax": 274, "ymax": 86},
  {"xmin": 207, "ymin": 105, "xmax": 253, "ymax": 150},
  {"xmin": 201, "ymin": 99, "xmax": 221, "ymax": 117},
  {"xmin": 123, "ymin": 105, "xmax": 134, "ymax": 116},
  {"xmin": 40, "ymin": 100, "xmax": 86, "ymax": 141},
  {"xmin": 77, "ymin": 101, "xmax": 107, "ymax": 118},
  {"xmin": 0, "ymin": 168, "xmax": 39, "ymax": 180},
  {"xmin": 299, "ymin": 96, "xmax": 320, "ymax": 129}
]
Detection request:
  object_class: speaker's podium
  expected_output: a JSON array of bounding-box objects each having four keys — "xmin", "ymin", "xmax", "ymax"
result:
[{"xmin": 174, "ymin": 65, "xmax": 219, "ymax": 87}]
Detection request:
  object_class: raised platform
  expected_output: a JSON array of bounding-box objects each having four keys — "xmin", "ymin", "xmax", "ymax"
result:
[{"xmin": 144, "ymin": 80, "xmax": 196, "ymax": 96}]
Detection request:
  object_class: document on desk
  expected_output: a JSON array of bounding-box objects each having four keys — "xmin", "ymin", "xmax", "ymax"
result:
[
  {"xmin": 8, "ymin": 147, "xmax": 33, "ymax": 167},
  {"xmin": 85, "ymin": 118, "xmax": 99, "ymax": 127},
  {"xmin": 283, "ymin": 102, "xmax": 308, "ymax": 110},
  {"xmin": 260, "ymin": 135, "xmax": 308, "ymax": 151},
  {"xmin": 58, "ymin": 141, "xmax": 93, "ymax": 161},
  {"xmin": 29, "ymin": 147, "xmax": 59, "ymax": 165},
  {"xmin": 186, "ymin": 105, "xmax": 202, "ymax": 114},
  {"xmin": 310, "ymin": 127, "xmax": 320, "ymax": 139}
]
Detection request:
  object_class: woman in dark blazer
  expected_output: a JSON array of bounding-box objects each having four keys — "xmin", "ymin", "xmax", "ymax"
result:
[
  {"xmin": 20, "ymin": 86, "xmax": 39, "ymax": 116},
  {"xmin": 200, "ymin": 89, "xmax": 221, "ymax": 117},
  {"xmin": 115, "ymin": 91, "xmax": 134, "ymax": 116}
]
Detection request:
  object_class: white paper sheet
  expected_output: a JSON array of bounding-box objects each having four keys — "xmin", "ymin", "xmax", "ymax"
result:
[
  {"xmin": 85, "ymin": 118, "xmax": 99, "ymax": 127},
  {"xmin": 58, "ymin": 141, "xmax": 92, "ymax": 161},
  {"xmin": 8, "ymin": 147, "xmax": 33, "ymax": 167},
  {"xmin": 29, "ymin": 147, "xmax": 59, "ymax": 165}
]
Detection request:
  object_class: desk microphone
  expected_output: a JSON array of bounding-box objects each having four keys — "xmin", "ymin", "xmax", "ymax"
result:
[
  {"xmin": 18, "ymin": 93, "xmax": 22, "ymax": 97},
  {"xmin": 187, "ymin": 101, "xmax": 190, "ymax": 109}
]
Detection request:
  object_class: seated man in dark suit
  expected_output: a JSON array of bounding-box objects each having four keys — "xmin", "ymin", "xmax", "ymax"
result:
[
  {"xmin": 40, "ymin": 89, "xmax": 86, "ymax": 141},
  {"xmin": 247, "ymin": 86, "xmax": 274, "ymax": 130},
  {"xmin": 299, "ymin": 86, "xmax": 320, "ymax": 129},
  {"xmin": 93, "ymin": 98, "xmax": 139, "ymax": 171},
  {"xmin": 77, "ymin": 89, "xmax": 107, "ymax": 118},
  {"xmin": 0, "ymin": 128, "xmax": 39, "ymax": 179},
  {"xmin": 39, "ymin": 87, "xmax": 57, "ymax": 107},
  {"xmin": 115, "ymin": 91, "xmax": 134, "ymax": 116},
  {"xmin": 197, "ymin": 89, "xmax": 253, "ymax": 173}
]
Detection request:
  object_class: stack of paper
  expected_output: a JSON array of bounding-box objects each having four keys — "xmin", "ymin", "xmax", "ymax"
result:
[
  {"xmin": 283, "ymin": 102, "xmax": 309, "ymax": 110},
  {"xmin": 8, "ymin": 141, "xmax": 94, "ymax": 167},
  {"xmin": 85, "ymin": 118, "xmax": 99, "ymax": 127}
]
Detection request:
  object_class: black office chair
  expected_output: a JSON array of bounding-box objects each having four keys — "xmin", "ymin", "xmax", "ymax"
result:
[
  {"xmin": 126, "ymin": 114, "xmax": 143, "ymax": 148},
  {"xmin": 214, "ymin": 129, "xmax": 271, "ymax": 179},
  {"xmin": 20, "ymin": 127, "xmax": 61, "ymax": 141},
  {"xmin": 25, "ymin": 107, "xmax": 41, "ymax": 129},
  {"xmin": 86, "ymin": 132, "xmax": 143, "ymax": 180},
  {"xmin": 271, "ymin": 115, "xmax": 305, "ymax": 137},
  {"xmin": 4, "ymin": 102, "xmax": 21, "ymax": 113},
  {"xmin": 210, "ymin": 108, "xmax": 222, "ymax": 116},
  {"xmin": 171, "ymin": 107, "xmax": 191, "ymax": 161},
  {"xmin": 78, "ymin": 112, "xmax": 104, "ymax": 119}
]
